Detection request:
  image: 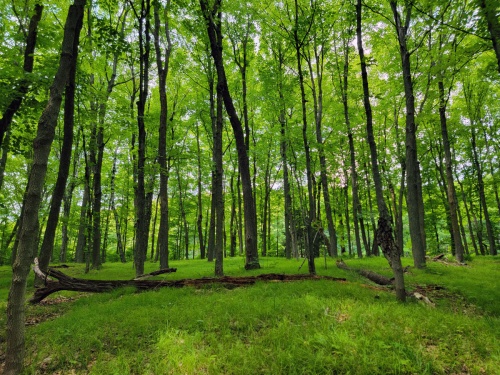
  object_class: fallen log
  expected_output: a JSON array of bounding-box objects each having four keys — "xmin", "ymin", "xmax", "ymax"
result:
[
  {"xmin": 31, "ymin": 259, "xmax": 346, "ymax": 304},
  {"xmin": 336, "ymin": 259, "xmax": 393, "ymax": 286}
]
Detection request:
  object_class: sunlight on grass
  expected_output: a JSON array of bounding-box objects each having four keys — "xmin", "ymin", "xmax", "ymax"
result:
[{"xmin": 0, "ymin": 255, "xmax": 499, "ymax": 374}]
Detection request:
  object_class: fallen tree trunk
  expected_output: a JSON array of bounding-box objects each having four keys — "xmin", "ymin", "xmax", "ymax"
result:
[
  {"xmin": 31, "ymin": 259, "xmax": 346, "ymax": 304},
  {"xmin": 336, "ymin": 259, "xmax": 393, "ymax": 286}
]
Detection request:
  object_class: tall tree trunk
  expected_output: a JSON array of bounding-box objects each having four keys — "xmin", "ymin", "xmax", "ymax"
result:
[
  {"xmin": 213, "ymin": 85, "xmax": 225, "ymax": 275},
  {"xmin": 75, "ymin": 136, "xmax": 91, "ymax": 263},
  {"xmin": 438, "ymin": 79, "xmax": 464, "ymax": 261},
  {"xmin": 335, "ymin": 38, "xmax": 364, "ymax": 258},
  {"xmin": 154, "ymin": 0, "xmax": 172, "ymax": 270},
  {"xmin": 37, "ymin": 25, "xmax": 79, "ymax": 277},
  {"xmin": 471, "ymin": 127, "xmax": 496, "ymax": 255},
  {"xmin": 134, "ymin": 0, "xmax": 151, "ymax": 277},
  {"xmin": 200, "ymin": 0, "xmax": 259, "ymax": 270},
  {"xmin": 292, "ymin": 0, "xmax": 316, "ymax": 274},
  {"xmin": 196, "ymin": 122, "xmax": 205, "ymax": 259},
  {"xmin": 4, "ymin": 3, "xmax": 85, "ymax": 374},
  {"xmin": 0, "ymin": 4, "xmax": 43, "ymax": 148},
  {"xmin": 390, "ymin": 1, "xmax": 426, "ymax": 268},
  {"xmin": 358, "ymin": 0, "xmax": 405, "ymax": 300}
]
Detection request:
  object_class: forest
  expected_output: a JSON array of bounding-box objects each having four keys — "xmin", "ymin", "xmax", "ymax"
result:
[{"xmin": 1, "ymin": 0, "xmax": 500, "ymax": 373}]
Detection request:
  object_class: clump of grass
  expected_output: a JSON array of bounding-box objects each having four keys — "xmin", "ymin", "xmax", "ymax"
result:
[{"xmin": 0, "ymin": 256, "xmax": 499, "ymax": 374}]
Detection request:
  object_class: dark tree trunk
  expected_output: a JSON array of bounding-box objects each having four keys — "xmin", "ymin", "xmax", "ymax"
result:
[
  {"xmin": 154, "ymin": 0, "xmax": 172, "ymax": 270},
  {"xmin": 0, "ymin": 4, "xmax": 43, "ymax": 148},
  {"xmin": 390, "ymin": 1, "xmax": 426, "ymax": 268},
  {"xmin": 214, "ymin": 83, "xmax": 225, "ymax": 276},
  {"xmin": 75, "ymin": 140, "xmax": 91, "ymax": 263},
  {"xmin": 37, "ymin": 25, "xmax": 79, "ymax": 277},
  {"xmin": 358, "ymin": 0, "xmax": 405, "ymax": 301},
  {"xmin": 134, "ymin": 0, "xmax": 152, "ymax": 277},
  {"xmin": 4, "ymin": 3, "xmax": 85, "ymax": 374},
  {"xmin": 200, "ymin": 0, "xmax": 259, "ymax": 270}
]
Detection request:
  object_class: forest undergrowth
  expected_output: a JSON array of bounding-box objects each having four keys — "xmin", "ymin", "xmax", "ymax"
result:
[{"xmin": 0, "ymin": 256, "xmax": 499, "ymax": 374}]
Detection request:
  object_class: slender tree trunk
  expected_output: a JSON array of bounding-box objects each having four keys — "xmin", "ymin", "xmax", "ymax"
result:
[
  {"xmin": 213, "ymin": 86, "xmax": 224, "ymax": 275},
  {"xmin": 134, "ymin": 0, "xmax": 152, "ymax": 277},
  {"xmin": 390, "ymin": 1, "xmax": 426, "ymax": 268},
  {"xmin": 196, "ymin": 122, "xmax": 205, "ymax": 259},
  {"xmin": 4, "ymin": 3, "xmax": 85, "ymax": 374},
  {"xmin": 154, "ymin": 0, "xmax": 172, "ymax": 269},
  {"xmin": 37, "ymin": 26, "xmax": 79, "ymax": 277},
  {"xmin": 75, "ymin": 138, "xmax": 90, "ymax": 263},
  {"xmin": 358, "ymin": 0, "xmax": 405, "ymax": 300},
  {"xmin": 292, "ymin": 0, "xmax": 316, "ymax": 274},
  {"xmin": 200, "ymin": 0, "xmax": 259, "ymax": 270},
  {"xmin": 438, "ymin": 80, "xmax": 464, "ymax": 261},
  {"xmin": 471, "ymin": 127, "xmax": 496, "ymax": 255}
]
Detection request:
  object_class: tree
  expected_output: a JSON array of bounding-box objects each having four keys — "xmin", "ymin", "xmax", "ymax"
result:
[
  {"xmin": 357, "ymin": 0, "xmax": 405, "ymax": 301},
  {"xmin": 390, "ymin": 0, "xmax": 426, "ymax": 268},
  {"xmin": 199, "ymin": 0, "xmax": 260, "ymax": 270},
  {"xmin": 4, "ymin": 2, "xmax": 86, "ymax": 373}
]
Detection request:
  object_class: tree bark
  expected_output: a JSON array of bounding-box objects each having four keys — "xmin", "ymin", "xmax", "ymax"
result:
[
  {"xmin": 154, "ymin": 0, "xmax": 172, "ymax": 270},
  {"xmin": 358, "ymin": 0, "xmax": 405, "ymax": 301},
  {"xmin": 390, "ymin": 1, "xmax": 426, "ymax": 268},
  {"xmin": 134, "ymin": 0, "xmax": 152, "ymax": 277},
  {"xmin": 199, "ymin": 0, "xmax": 259, "ymax": 270},
  {"xmin": 4, "ymin": 2, "xmax": 85, "ymax": 374}
]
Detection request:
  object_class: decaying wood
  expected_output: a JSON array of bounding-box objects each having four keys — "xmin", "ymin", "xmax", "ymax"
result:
[
  {"xmin": 31, "ymin": 259, "xmax": 346, "ymax": 304},
  {"xmin": 412, "ymin": 292, "xmax": 435, "ymax": 307},
  {"xmin": 134, "ymin": 267, "xmax": 178, "ymax": 280},
  {"xmin": 336, "ymin": 259, "xmax": 393, "ymax": 286}
]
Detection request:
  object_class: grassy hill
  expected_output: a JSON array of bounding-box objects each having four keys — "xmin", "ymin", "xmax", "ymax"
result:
[{"xmin": 1, "ymin": 255, "xmax": 499, "ymax": 374}]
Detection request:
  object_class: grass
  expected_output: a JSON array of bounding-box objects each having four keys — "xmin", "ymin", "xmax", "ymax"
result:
[{"xmin": 1, "ymin": 255, "xmax": 499, "ymax": 374}]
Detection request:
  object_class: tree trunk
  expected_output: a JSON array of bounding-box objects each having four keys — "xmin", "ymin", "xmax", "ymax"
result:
[
  {"xmin": 200, "ymin": 0, "xmax": 259, "ymax": 270},
  {"xmin": 358, "ymin": 0, "xmax": 405, "ymax": 301},
  {"xmin": 214, "ymin": 83, "xmax": 225, "ymax": 276},
  {"xmin": 134, "ymin": 0, "xmax": 152, "ymax": 277},
  {"xmin": 37, "ymin": 25, "xmax": 79, "ymax": 278},
  {"xmin": 154, "ymin": 0, "xmax": 172, "ymax": 270},
  {"xmin": 4, "ymin": 3, "xmax": 85, "ymax": 374},
  {"xmin": 438, "ymin": 79, "xmax": 464, "ymax": 261},
  {"xmin": 390, "ymin": 1, "xmax": 426, "ymax": 268},
  {"xmin": 196, "ymin": 122, "xmax": 205, "ymax": 259},
  {"xmin": 471, "ymin": 127, "xmax": 496, "ymax": 255}
]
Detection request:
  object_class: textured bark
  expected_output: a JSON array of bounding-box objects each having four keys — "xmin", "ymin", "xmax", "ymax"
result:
[
  {"xmin": 196, "ymin": 123, "xmax": 206, "ymax": 259},
  {"xmin": 4, "ymin": 3, "xmax": 85, "ymax": 374},
  {"xmin": 357, "ymin": 0, "xmax": 405, "ymax": 301},
  {"xmin": 390, "ymin": 1, "xmax": 426, "ymax": 268},
  {"xmin": 37, "ymin": 26, "xmax": 79, "ymax": 279},
  {"xmin": 134, "ymin": 0, "xmax": 152, "ymax": 277},
  {"xmin": 336, "ymin": 260, "xmax": 393, "ymax": 286},
  {"xmin": 200, "ymin": 0, "xmax": 259, "ymax": 270},
  {"xmin": 154, "ymin": 0, "xmax": 172, "ymax": 270},
  {"xmin": 214, "ymin": 86, "xmax": 224, "ymax": 275},
  {"xmin": 0, "ymin": 4, "xmax": 43, "ymax": 148}
]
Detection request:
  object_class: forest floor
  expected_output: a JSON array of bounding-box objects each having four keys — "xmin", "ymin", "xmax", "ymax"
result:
[{"xmin": 0, "ymin": 255, "xmax": 499, "ymax": 374}]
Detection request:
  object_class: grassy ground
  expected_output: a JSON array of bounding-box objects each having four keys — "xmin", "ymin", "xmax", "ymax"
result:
[{"xmin": 0, "ymin": 255, "xmax": 499, "ymax": 374}]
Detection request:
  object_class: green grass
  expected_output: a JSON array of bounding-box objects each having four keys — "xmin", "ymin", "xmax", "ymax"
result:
[{"xmin": 1, "ymin": 255, "xmax": 499, "ymax": 374}]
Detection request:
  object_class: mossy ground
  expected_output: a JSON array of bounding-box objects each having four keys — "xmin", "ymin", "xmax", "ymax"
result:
[{"xmin": 1, "ymin": 255, "xmax": 499, "ymax": 374}]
